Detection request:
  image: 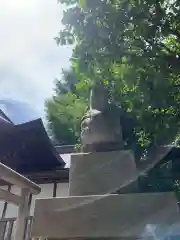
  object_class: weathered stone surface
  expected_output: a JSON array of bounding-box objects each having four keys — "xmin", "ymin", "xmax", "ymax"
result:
[
  {"xmin": 81, "ymin": 109, "xmax": 123, "ymax": 151},
  {"xmin": 81, "ymin": 81, "xmax": 123, "ymax": 152},
  {"xmin": 69, "ymin": 150, "xmax": 137, "ymax": 196},
  {"xmin": 32, "ymin": 193, "xmax": 180, "ymax": 239}
]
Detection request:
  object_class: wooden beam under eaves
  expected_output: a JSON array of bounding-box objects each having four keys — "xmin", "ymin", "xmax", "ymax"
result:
[{"xmin": 0, "ymin": 188, "xmax": 21, "ymax": 205}]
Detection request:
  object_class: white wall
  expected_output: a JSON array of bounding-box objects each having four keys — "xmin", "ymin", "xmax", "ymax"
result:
[
  {"xmin": 0, "ymin": 182, "xmax": 69, "ymax": 218},
  {"xmin": 5, "ymin": 185, "xmax": 21, "ymax": 218},
  {"xmin": 56, "ymin": 182, "xmax": 69, "ymax": 197},
  {"xmin": 0, "ymin": 186, "xmax": 8, "ymax": 217}
]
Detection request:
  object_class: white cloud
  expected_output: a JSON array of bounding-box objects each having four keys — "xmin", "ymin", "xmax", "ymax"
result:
[{"xmin": 0, "ymin": 0, "xmax": 72, "ymax": 117}]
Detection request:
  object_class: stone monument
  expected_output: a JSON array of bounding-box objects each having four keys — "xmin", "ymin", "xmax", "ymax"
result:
[
  {"xmin": 81, "ymin": 81, "xmax": 123, "ymax": 152},
  {"xmin": 32, "ymin": 81, "xmax": 180, "ymax": 239}
]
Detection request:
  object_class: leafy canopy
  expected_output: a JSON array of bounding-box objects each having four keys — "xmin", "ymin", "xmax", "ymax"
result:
[
  {"xmin": 45, "ymin": 68, "xmax": 88, "ymax": 145},
  {"xmin": 55, "ymin": 0, "xmax": 180, "ymax": 148}
]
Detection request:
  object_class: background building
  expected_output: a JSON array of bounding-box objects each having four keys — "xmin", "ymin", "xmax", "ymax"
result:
[{"xmin": 0, "ymin": 112, "xmax": 69, "ymax": 219}]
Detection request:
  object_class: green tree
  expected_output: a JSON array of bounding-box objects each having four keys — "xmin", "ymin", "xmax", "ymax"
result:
[
  {"xmin": 56, "ymin": 0, "xmax": 180, "ymax": 148},
  {"xmin": 54, "ymin": 68, "xmax": 79, "ymax": 95},
  {"xmin": 45, "ymin": 68, "xmax": 88, "ymax": 145}
]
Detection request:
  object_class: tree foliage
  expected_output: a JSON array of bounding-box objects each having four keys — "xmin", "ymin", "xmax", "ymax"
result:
[
  {"xmin": 45, "ymin": 68, "xmax": 88, "ymax": 145},
  {"xmin": 55, "ymin": 0, "xmax": 180, "ymax": 148}
]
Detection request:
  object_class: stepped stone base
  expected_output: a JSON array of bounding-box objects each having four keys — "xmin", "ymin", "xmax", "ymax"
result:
[
  {"xmin": 32, "ymin": 192, "xmax": 180, "ymax": 239},
  {"xmin": 69, "ymin": 150, "xmax": 137, "ymax": 195}
]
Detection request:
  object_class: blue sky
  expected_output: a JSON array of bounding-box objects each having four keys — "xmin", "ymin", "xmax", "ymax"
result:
[{"xmin": 0, "ymin": 0, "xmax": 72, "ymax": 121}]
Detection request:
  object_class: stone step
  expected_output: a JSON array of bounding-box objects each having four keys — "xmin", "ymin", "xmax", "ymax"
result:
[{"xmin": 32, "ymin": 192, "xmax": 180, "ymax": 239}]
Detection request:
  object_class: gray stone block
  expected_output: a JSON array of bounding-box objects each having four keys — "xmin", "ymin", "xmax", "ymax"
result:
[
  {"xmin": 32, "ymin": 192, "xmax": 180, "ymax": 239},
  {"xmin": 69, "ymin": 150, "xmax": 137, "ymax": 195}
]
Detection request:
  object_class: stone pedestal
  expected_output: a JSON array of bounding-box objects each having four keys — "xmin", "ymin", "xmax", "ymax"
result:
[
  {"xmin": 32, "ymin": 150, "xmax": 180, "ymax": 239},
  {"xmin": 69, "ymin": 150, "xmax": 137, "ymax": 195},
  {"xmin": 33, "ymin": 193, "xmax": 180, "ymax": 239}
]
